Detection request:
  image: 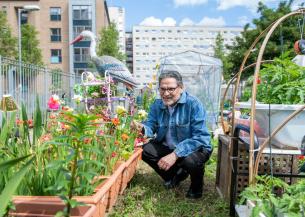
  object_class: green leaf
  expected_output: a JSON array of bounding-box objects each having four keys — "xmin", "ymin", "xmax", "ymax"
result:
[
  {"xmin": 0, "ymin": 122, "xmax": 9, "ymax": 145},
  {"xmin": 55, "ymin": 211, "xmax": 65, "ymax": 217},
  {"xmin": 0, "ymin": 156, "xmax": 34, "ymax": 216},
  {"xmin": 0, "ymin": 154, "xmax": 32, "ymax": 172},
  {"xmin": 33, "ymin": 95, "xmax": 43, "ymax": 145}
]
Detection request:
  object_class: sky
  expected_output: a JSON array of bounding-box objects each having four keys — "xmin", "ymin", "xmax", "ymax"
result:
[{"xmin": 107, "ymin": 0, "xmax": 305, "ymax": 31}]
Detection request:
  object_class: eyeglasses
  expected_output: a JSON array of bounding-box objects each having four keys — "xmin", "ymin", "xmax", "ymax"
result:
[{"xmin": 159, "ymin": 86, "xmax": 178, "ymax": 94}]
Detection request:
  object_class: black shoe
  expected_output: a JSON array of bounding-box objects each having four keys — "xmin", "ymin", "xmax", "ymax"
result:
[
  {"xmin": 175, "ymin": 168, "xmax": 189, "ymax": 183},
  {"xmin": 163, "ymin": 179, "xmax": 178, "ymax": 189},
  {"xmin": 186, "ymin": 187, "xmax": 202, "ymax": 199},
  {"xmin": 163, "ymin": 168, "xmax": 189, "ymax": 190}
]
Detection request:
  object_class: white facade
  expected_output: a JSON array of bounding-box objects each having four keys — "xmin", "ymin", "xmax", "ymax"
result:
[
  {"xmin": 108, "ymin": 6, "xmax": 126, "ymax": 54},
  {"xmin": 132, "ymin": 25, "xmax": 243, "ymax": 86}
]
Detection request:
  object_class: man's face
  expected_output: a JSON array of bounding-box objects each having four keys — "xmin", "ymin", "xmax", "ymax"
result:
[{"xmin": 159, "ymin": 77, "xmax": 183, "ymax": 106}]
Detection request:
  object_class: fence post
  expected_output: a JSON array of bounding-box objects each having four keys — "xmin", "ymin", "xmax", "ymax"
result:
[
  {"xmin": 44, "ymin": 67, "xmax": 48, "ymax": 112},
  {"xmin": 0, "ymin": 55, "xmax": 2, "ymax": 77}
]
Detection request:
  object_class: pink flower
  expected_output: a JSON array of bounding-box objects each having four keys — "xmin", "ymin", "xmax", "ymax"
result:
[
  {"xmin": 96, "ymin": 130, "xmax": 104, "ymax": 136},
  {"xmin": 134, "ymin": 137, "xmax": 145, "ymax": 147},
  {"xmin": 48, "ymin": 95, "xmax": 60, "ymax": 110}
]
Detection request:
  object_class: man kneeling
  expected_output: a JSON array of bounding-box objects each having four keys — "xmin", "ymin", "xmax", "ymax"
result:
[{"xmin": 135, "ymin": 70, "xmax": 212, "ymax": 199}]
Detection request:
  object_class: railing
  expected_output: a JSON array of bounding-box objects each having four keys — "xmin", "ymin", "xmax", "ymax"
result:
[{"xmin": 0, "ymin": 56, "xmax": 81, "ymax": 119}]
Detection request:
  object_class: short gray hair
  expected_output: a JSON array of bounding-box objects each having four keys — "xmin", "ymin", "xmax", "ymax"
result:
[{"xmin": 158, "ymin": 70, "xmax": 183, "ymax": 86}]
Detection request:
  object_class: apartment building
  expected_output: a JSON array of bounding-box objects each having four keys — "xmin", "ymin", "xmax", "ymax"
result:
[
  {"xmin": 132, "ymin": 25, "xmax": 243, "ymax": 86},
  {"xmin": 0, "ymin": 0, "xmax": 110, "ymax": 75},
  {"xmin": 125, "ymin": 31, "xmax": 133, "ymax": 73},
  {"xmin": 108, "ymin": 6, "xmax": 126, "ymax": 54}
]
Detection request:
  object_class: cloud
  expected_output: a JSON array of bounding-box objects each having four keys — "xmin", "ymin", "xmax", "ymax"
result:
[
  {"xmin": 173, "ymin": 0, "xmax": 208, "ymax": 7},
  {"xmin": 217, "ymin": 0, "xmax": 277, "ymax": 11},
  {"xmin": 179, "ymin": 18, "xmax": 195, "ymax": 26},
  {"xmin": 163, "ymin": 17, "xmax": 177, "ymax": 26},
  {"xmin": 140, "ymin": 16, "xmax": 227, "ymax": 27},
  {"xmin": 238, "ymin": 16, "xmax": 250, "ymax": 26},
  {"xmin": 140, "ymin": 17, "xmax": 163, "ymax": 26},
  {"xmin": 198, "ymin": 16, "xmax": 226, "ymax": 26},
  {"xmin": 140, "ymin": 16, "xmax": 176, "ymax": 26},
  {"xmin": 291, "ymin": 0, "xmax": 305, "ymax": 10}
]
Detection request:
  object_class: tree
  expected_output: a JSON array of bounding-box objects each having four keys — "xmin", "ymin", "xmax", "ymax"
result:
[
  {"xmin": 226, "ymin": 0, "xmax": 300, "ymax": 80},
  {"xmin": 21, "ymin": 24, "xmax": 43, "ymax": 65},
  {"xmin": 0, "ymin": 11, "xmax": 17, "ymax": 58},
  {"xmin": 214, "ymin": 33, "xmax": 232, "ymax": 80},
  {"xmin": 97, "ymin": 22, "xmax": 125, "ymax": 61}
]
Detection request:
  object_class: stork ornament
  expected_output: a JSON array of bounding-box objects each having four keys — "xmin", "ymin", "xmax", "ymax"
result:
[{"xmin": 70, "ymin": 30, "xmax": 138, "ymax": 88}]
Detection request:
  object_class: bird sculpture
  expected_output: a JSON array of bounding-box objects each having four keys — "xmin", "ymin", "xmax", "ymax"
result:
[{"xmin": 70, "ymin": 30, "xmax": 138, "ymax": 87}]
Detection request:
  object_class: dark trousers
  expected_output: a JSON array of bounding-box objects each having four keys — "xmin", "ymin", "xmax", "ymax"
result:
[{"xmin": 142, "ymin": 140, "xmax": 211, "ymax": 191}]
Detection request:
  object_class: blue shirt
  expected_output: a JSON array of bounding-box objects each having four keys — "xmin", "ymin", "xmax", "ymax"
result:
[
  {"xmin": 143, "ymin": 91, "xmax": 212, "ymax": 157},
  {"xmin": 165, "ymin": 105, "xmax": 177, "ymax": 149}
]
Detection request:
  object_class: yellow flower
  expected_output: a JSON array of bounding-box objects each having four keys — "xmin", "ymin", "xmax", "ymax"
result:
[{"xmin": 116, "ymin": 106, "xmax": 126, "ymax": 115}]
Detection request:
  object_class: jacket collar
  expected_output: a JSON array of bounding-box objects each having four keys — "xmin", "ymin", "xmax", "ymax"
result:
[{"xmin": 160, "ymin": 91, "xmax": 187, "ymax": 109}]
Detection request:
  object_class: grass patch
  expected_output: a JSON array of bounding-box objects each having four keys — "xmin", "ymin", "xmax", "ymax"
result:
[{"xmin": 109, "ymin": 147, "xmax": 229, "ymax": 217}]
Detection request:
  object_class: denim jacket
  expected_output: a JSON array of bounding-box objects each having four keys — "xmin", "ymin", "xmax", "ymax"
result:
[{"xmin": 143, "ymin": 91, "xmax": 212, "ymax": 157}]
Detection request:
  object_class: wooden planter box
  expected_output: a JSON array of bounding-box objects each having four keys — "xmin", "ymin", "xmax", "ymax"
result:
[
  {"xmin": 10, "ymin": 201, "xmax": 96, "ymax": 217},
  {"xmin": 12, "ymin": 149, "xmax": 142, "ymax": 216},
  {"xmin": 13, "ymin": 175, "xmax": 111, "ymax": 217},
  {"xmin": 120, "ymin": 148, "xmax": 143, "ymax": 194}
]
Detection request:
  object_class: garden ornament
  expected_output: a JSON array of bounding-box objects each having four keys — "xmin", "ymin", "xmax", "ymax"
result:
[
  {"xmin": 70, "ymin": 30, "xmax": 138, "ymax": 88},
  {"xmin": 0, "ymin": 95, "xmax": 18, "ymax": 112},
  {"xmin": 294, "ymin": 39, "xmax": 305, "ymax": 54}
]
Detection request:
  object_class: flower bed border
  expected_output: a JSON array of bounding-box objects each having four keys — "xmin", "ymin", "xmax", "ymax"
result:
[{"xmin": 12, "ymin": 149, "xmax": 143, "ymax": 217}]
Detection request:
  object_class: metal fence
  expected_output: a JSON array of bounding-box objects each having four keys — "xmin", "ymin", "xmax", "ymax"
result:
[{"xmin": 0, "ymin": 56, "xmax": 81, "ymax": 119}]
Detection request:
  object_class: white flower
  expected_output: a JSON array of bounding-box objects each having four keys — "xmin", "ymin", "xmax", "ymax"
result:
[
  {"xmin": 91, "ymin": 92, "xmax": 99, "ymax": 97},
  {"xmin": 73, "ymin": 94, "xmax": 83, "ymax": 104},
  {"xmin": 138, "ymin": 109, "xmax": 148, "ymax": 119},
  {"xmin": 52, "ymin": 94, "xmax": 60, "ymax": 102},
  {"xmin": 86, "ymin": 72, "xmax": 95, "ymax": 81}
]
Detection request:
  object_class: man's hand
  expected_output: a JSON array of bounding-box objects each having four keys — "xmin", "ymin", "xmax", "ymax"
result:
[
  {"xmin": 131, "ymin": 120, "xmax": 144, "ymax": 135},
  {"xmin": 158, "ymin": 152, "xmax": 178, "ymax": 171}
]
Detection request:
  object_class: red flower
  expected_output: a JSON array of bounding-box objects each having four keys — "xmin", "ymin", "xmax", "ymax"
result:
[
  {"xmin": 49, "ymin": 113, "xmax": 57, "ymax": 119},
  {"xmin": 111, "ymin": 152, "xmax": 117, "ymax": 158},
  {"xmin": 298, "ymin": 155, "xmax": 305, "ymax": 160},
  {"xmin": 16, "ymin": 119, "xmax": 23, "ymax": 126},
  {"xmin": 62, "ymin": 106, "xmax": 69, "ymax": 111},
  {"xmin": 83, "ymin": 137, "xmax": 92, "ymax": 144},
  {"xmin": 27, "ymin": 119, "xmax": 33, "ymax": 128},
  {"xmin": 111, "ymin": 118, "xmax": 120, "ymax": 126},
  {"xmin": 40, "ymin": 133, "xmax": 52, "ymax": 143},
  {"xmin": 256, "ymin": 76, "xmax": 261, "ymax": 84}
]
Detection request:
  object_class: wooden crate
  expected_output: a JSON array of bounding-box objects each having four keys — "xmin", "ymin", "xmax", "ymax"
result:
[{"xmin": 216, "ymin": 134, "xmax": 300, "ymax": 200}]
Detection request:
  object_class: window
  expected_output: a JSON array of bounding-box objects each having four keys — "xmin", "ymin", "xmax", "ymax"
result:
[
  {"xmin": 50, "ymin": 7, "xmax": 61, "ymax": 21},
  {"xmin": 20, "ymin": 11, "xmax": 29, "ymax": 24},
  {"xmin": 74, "ymin": 68, "xmax": 86, "ymax": 77},
  {"xmin": 74, "ymin": 48, "xmax": 90, "ymax": 62},
  {"xmin": 73, "ymin": 5, "xmax": 92, "ymax": 20},
  {"xmin": 73, "ymin": 26, "xmax": 92, "ymax": 38},
  {"xmin": 51, "ymin": 49, "xmax": 62, "ymax": 63},
  {"xmin": 1, "ymin": 6, "xmax": 7, "ymax": 14},
  {"xmin": 50, "ymin": 28, "xmax": 61, "ymax": 42}
]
